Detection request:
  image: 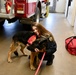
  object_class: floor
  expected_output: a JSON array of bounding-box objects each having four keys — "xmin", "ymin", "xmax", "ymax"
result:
[{"xmin": 0, "ymin": 13, "xmax": 76, "ymax": 75}]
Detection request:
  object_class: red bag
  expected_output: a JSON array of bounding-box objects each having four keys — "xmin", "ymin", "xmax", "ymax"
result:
[{"xmin": 65, "ymin": 36, "xmax": 76, "ymax": 55}]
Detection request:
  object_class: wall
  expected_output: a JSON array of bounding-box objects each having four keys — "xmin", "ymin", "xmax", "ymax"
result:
[
  {"xmin": 65, "ymin": 0, "xmax": 69, "ymax": 17},
  {"xmin": 74, "ymin": 16, "xmax": 76, "ymax": 34},
  {"xmin": 74, "ymin": 0, "xmax": 76, "ymax": 34},
  {"xmin": 67, "ymin": 0, "xmax": 76, "ymax": 26},
  {"xmin": 55, "ymin": 0, "xmax": 66, "ymax": 13}
]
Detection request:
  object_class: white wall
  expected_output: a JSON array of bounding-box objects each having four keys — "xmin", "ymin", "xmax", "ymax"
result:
[
  {"xmin": 74, "ymin": 16, "xmax": 76, "ymax": 34},
  {"xmin": 55, "ymin": 0, "xmax": 66, "ymax": 13},
  {"xmin": 74, "ymin": 0, "xmax": 76, "ymax": 34},
  {"xmin": 65, "ymin": 0, "xmax": 69, "ymax": 17},
  {"xmin": 67, "ymin": 0, "xmax": 76, "ymax": 26}
]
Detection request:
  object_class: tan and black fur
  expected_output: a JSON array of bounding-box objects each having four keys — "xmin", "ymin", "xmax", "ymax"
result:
[{"xmin": 7, "ymin": 31, "xmax": 47, "ymax": 70}]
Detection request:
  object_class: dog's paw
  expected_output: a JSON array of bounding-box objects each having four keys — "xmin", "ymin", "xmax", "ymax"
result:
[
  {"xmin": 30, "ymin": 65, "xmax": 36, "ymax": 70},
  {"xmin": 8, "ymin": 59, "xmax": 12, "ymax": 63}
]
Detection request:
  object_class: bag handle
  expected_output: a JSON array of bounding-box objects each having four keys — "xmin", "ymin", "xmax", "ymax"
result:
[{"xmin": 66, "ymin": 36, "xmax": 76, "ymax": 40}]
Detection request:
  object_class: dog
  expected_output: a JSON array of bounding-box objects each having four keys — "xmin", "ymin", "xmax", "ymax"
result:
[
  {"xmin": 7, "ymin": 31, "xmax": 48, "ymax": 70},
  {"xmin": 7, "ymin": 31, "xmax": 37, "ymax": 62},
  {"xmin": 27, "ymin": 36, "xmax": 48, "ymax": 70}
]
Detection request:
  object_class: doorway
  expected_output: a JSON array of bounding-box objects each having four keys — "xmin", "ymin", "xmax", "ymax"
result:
[{"xmin": 49, "ymin": 0, "xmax": 56, "ymax": 13}]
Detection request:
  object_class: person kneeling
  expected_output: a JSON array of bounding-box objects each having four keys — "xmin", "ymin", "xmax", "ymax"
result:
[{"xmin": 38, "ymin": 40, "xmax": 57, "ymax": 65}]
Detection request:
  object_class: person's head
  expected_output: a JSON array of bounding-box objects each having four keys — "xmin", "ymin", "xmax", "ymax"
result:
[
  {"xmin": 31, "ymin": 22, "xmax": 51, "ymax": 36},
  {"xmin": 31, "ymin": 22, "xmax": 54, "ymax": 41},
  {"xmin": 32, "ymin": 23, "xmax": 40, "ymax": 36}
]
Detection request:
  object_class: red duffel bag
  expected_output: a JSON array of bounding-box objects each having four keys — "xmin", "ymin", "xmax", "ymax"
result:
[{"xmin": 65, "ymin": 36, "xmax": 76, "ymax": 55}]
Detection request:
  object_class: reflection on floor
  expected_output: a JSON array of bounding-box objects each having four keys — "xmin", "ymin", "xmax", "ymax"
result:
[{"xmin": 0, "ymin": 13, "xmax": 76, "ymax": 75}]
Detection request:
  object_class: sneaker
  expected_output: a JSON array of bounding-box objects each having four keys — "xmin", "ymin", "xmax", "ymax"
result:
[{"xmin": 46, "ymin": 55, "xmax": 55, "ymax": 66}]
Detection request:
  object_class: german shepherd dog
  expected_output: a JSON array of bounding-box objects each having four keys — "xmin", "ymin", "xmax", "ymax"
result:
[{"xmin": 7, "ymin": 31, "xmax": 47, "ymax": 70}]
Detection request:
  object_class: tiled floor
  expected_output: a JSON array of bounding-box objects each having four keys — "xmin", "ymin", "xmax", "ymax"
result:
[{"xmin": 0, "ymin": 13, "xmax": 76, "ymax": 75}]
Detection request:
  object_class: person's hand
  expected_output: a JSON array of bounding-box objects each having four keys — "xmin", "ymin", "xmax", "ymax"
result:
[
  {"xmin": 34, "ymin": 48, "xmax": 39, "ymax": 52},
  {"xmin": 26, "ymin": 44, "xmax": 29, "ymax": 47}
]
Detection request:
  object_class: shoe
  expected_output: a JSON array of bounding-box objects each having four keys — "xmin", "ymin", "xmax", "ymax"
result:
[{"xmin": 46, "ymin": 55, "xmax": 55, "ymax": 66}]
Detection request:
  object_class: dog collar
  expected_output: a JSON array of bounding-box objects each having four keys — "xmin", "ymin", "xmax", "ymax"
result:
[{"xmin": 27, "ymin": 35, "xmax": 36, "ymax": 45}]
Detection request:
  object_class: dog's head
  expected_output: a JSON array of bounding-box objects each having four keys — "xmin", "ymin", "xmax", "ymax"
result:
[{"xmin": 27, "ymin": 36, "xmax": 48, "ymax": 52}]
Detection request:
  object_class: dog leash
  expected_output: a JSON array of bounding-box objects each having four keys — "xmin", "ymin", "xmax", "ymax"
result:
[{"xmin": 34, "ymin": 52, "xmax": 46, "ymax": 75}]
